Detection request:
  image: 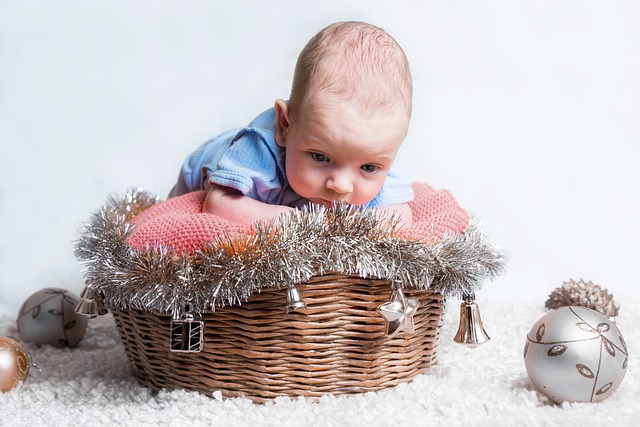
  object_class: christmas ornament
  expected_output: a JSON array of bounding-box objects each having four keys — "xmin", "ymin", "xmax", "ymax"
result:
[
  {"xmin": 0, "ymin": 337, "xmax": 30, "ymax": 392},
  {"xmin": 377, "ymin": 286, "xmax": 419, "ymax": 336},
  {"xmin": 75, "ymin": 284, "xmax": 108, "ymax": 318},
  {"xmin": 453, "ymin": 293, "xmax": 490, "ymax": 347},
  {"xmin": 545, "ymin": 279, "xmax": 619, "ymax": 318},
  {"xmin": 17, "ymin": 288, "xmax": 88, "ymax": 348},
  {"xmin": 523, "ymin": 306, "xmax": 628, "ymax": 403},
  {"xmin": 170, "ymin": 313, "xmax": 204, "ymax": 353},
  {"xmin": 284, "ymin": 286, "xmax": 306, "ymax": 314}
]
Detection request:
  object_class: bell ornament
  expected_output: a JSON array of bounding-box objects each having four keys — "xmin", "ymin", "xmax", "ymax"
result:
[
  {"xmin": 285, "ymin": 286, "xmax": 306, "ymax": 314},
  {"xmin": 453, "ymin": 293, "xmax": 490, "ymax": 348}
]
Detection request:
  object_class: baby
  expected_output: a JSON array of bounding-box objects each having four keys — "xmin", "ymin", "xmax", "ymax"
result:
[{"xmin": 170, "ymin": 21, "xmax": 414, "ymax": 227}]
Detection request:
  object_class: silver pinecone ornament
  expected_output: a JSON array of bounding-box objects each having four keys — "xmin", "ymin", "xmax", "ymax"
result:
[{"xmin": 545, "ymin": 279, "xmax": 619, "ymax": 318}]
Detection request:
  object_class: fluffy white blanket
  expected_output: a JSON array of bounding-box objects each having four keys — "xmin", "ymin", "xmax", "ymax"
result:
[{"xmin": 1, "ymin": 300, "xmax": 637, "ymax": 427}]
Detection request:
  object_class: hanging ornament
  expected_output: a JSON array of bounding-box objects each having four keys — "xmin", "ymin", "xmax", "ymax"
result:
[
  {"xmin": 453, "ymin": 293, "xmax": 490, "ymax": 348},
  {"xmin": 170, "ymin": 313, "xmax": 204, "ymax": 353},
  {"xmin": 285, "ymin": 286, "xmax": 306, "ymax": 314},
  {"xmin": 0, "ymin": 336, "xmax": 30, "ymax": 392},
  {"xmin": 377, "ymin": 286, "xmax": 419, "ymax": 337},
  {"xmin": 545, "ymin": 279, "xmax": 619, "ymax": 318},
  {"xmin": 523, "ymin": 306, "xmax": 628, "ymax": 403},
  {"xmin": 17, "ymin": 288, "xmax": 88, "ymax": 348},
  {"xmin": 75, "ymin": 284, "xmax": 108, "ymax": 318}
]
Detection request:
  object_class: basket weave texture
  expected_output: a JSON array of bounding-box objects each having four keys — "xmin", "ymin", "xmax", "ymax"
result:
[{"xmin": 111, "ymin": 275, "xmax": 444, "ymax": 402}]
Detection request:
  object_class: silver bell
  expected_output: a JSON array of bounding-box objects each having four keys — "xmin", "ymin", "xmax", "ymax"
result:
[
  {"xmin": 75, "ymin": 285, "xmax": 108, "ymax": 318},
  {"xmin": 285, "ymin": 286, "xmax": 306, "ymax": 314},
  {"xmin": 453, "ymin": 293, "xmax": 490, "ymax": 348}
]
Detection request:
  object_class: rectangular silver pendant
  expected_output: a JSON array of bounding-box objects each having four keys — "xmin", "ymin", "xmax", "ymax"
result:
[{"xmin": 170, "ymin": 314, "xmax": 204, "ymax": 353}]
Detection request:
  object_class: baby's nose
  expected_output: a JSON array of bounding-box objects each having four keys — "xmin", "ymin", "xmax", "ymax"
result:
[{"xmin": 326, "ymin": 173, "xmax": 353, "ymax": 194}]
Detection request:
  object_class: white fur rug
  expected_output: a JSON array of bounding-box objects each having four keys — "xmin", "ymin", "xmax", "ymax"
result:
[{"xmin": 1, "ymin": 300, "xmax": 637, "ymax": 427}]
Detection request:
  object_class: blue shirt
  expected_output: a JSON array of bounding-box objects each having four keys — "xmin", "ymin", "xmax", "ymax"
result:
[{"xmin": 172, "ymin": 108, "xmax": 414, "ymax": 208}]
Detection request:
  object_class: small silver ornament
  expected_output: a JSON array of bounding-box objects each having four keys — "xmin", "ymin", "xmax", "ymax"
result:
[
  {"xmin": 170, "ymin": 313, "xmax": 204, "ymax": 353},
  {"xmin": 523, "ymin": 306, "xmax": 628, "ymax": 403},
  {"xmin": 284, "ymin": 286, "xmax": 306, "ymax": 314},
  {"xmin": 17, "ymin": 288, "xmax": 88, "ymax": 348},
  {"xmin": 377, "ymin": 287, "xmax": 419, "ymax": 337},
  {"xmin": 453, "ymin": 293, "xmax": 490, "ymax": 348},
  {"xmin": 75, "ymin": 284, "xmax": 108, "ymax": 318}
]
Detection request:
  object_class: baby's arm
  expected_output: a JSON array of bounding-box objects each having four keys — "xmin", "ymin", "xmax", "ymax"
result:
[
  {"xmin": 203, "ymin": 184, "xmax": 294, "ymax": 225},
  {"xmin": 375, "ymin": 204, "xmax": 413, "ymax": 229},
  {"xmin": 203, "ymin": 185, "xmax": 413, "ymax": 228}
]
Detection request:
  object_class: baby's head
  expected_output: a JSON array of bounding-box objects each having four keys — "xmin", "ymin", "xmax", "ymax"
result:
[{"xmin": 275, "ymin": 21, "xmax": 413, "ymax": 207}]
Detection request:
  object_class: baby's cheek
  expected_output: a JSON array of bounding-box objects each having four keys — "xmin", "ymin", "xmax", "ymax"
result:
[
  {"xmin": 356, "ymin": 180, "xmax": 385, "ymax": 204},
  {"xmin": 289, "ymin": 168, "xmax": 318, "ymax": 197},
  {"xmin": 371, "ymin": 176, "xmax": 387, "ymax": 198}
]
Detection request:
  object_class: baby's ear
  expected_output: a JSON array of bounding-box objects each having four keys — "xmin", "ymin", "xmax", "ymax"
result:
[{"xmin": 274, "ymin": 99, "xmax": 290, "ymax": 147}]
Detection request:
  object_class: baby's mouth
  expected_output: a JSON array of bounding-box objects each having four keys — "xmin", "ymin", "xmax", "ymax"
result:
[{"xmin": 310, "ymin": 199, "xmax": 337, "ymax": 208}]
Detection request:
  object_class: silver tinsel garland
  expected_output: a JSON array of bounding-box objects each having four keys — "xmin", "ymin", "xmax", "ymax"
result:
[{"xmin": 75, "ymin": 189, "xmax": 506, "ymax": 318}]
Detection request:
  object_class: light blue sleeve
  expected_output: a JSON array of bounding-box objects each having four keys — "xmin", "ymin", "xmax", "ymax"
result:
[
  {"xmin": 169, "ymin": 108, "xmax": 281, "ymax": 199},
  {"xmin": 366, "ymin": 165, "xmax": 414, "ymax": 208},
  {"xmin": 170, "ymin": 129, "xmax": 239, "ymax": 196},
  {"xmin": 209, "ymin": 128, "xmax": 286, "ymax": 204}
]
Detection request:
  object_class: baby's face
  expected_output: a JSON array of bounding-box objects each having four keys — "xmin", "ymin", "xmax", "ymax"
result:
[{"xmin": 280, "ymin": 98, "xmax": 408, "ymax": 207}]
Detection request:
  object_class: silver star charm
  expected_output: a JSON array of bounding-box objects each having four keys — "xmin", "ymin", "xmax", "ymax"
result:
[{"xmin": 377, "ymin": 288, "xmax": 420, "ymax": 337}]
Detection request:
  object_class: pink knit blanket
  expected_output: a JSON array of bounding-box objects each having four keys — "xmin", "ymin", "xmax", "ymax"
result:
[{"xmin": 127, "ymin": 183, "xmax": 469, "ymax": 254}]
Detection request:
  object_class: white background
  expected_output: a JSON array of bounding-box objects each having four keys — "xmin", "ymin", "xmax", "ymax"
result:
[{"xmin": 1, "ymin": 1, "xmax": 638, "ymax": 316}]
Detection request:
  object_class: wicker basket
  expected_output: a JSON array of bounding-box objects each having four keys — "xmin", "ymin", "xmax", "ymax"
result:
[
  {"xmin": 75, "ymin": 187, "xmax": 504, "ymax": 402},
  {"xmin": 110, "ymin": 274, "xmax": 444, "ymax": 402}
]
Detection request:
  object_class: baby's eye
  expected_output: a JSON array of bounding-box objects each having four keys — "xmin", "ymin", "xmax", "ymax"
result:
[
  {"xmin": 360, "ymin": 164, "xmax": 380, "ymax": 174},
  {"xmin": 309, "ymin": 152, "xmax": 329, "ymax": 163}
]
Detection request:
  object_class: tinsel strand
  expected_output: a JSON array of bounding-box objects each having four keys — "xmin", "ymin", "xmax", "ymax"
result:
[{"xmin": 75, "ymin": 189, "xmax": 506, "ymax": 316}]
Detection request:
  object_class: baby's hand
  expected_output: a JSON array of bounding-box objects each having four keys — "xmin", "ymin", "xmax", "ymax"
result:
[{"xmin": 203, "ymin": 185, "xmax": 294, "ymax": 225}]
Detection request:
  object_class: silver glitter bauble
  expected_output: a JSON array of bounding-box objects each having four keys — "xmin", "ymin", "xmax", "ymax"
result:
[
  {"xmin": 523, "ymin": 306, "xmax": 628, "ymax": 403},
  {"xmin": 17, "ymin": 288, "xmax": 88, "ymax": 348}
]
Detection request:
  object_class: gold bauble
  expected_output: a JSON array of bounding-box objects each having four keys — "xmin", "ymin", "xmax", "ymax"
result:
[{"xmin": 0, "ymin": 336, "xmax": 30, "ymax": 392}]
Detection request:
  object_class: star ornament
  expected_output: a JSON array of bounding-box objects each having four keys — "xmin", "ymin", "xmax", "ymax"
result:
[{"xmin": 377, "ymin": 288, "xmax": 420, "ymax": 337}]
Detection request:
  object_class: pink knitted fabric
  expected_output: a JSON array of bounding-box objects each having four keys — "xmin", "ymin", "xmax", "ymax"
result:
[
  {"xmin": 127, "ymin": 183, "xmax": 469, "ymax": 254},
  {"xmin": 128, "ymin": 192, "xmax": 252, "ymax": 254},
  {"xmin": 399, "ymin": 182, "xmax": 470, "ymax": 241}
]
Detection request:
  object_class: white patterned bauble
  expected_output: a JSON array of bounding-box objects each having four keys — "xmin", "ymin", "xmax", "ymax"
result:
[
  {"xmin": 17, "ymin": 288, "xmax": 88, "ymax": 348},
  {"xmin": 523, "ymin": 306, "xmax": 628, "ymax": 403}
]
